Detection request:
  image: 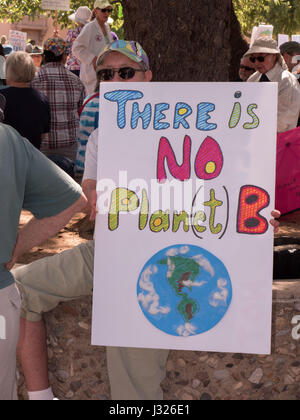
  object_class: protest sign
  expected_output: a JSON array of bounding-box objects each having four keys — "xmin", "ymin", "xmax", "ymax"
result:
[
  {"xmin": 292, "ymin": 35, "xmax": 300, "ymax": 43},
  {"xmin": 8, "ymin": 30, "xmax": 27, "ymax": 52},
  {"xmin": 278, "ymin": 34, "xmax": 289, "ymax": 47},
  {"xmin": 41, "ymin": 0, "xmax": 70, "ymax": 11},
  {"xmin": 92, "ymin": 82, "xmax": 277, "ymax": 355},
  {"xmin": 250, "ymin": 25, "xmax": 273, "ymax": 46}
]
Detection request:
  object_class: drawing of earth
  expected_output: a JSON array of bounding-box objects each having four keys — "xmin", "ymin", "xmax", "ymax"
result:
[{"xmin": 137, "ymin": 244, "xmax": 232, "ymax": 337}]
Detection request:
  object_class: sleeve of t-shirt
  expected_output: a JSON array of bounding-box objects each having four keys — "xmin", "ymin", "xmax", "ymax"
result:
[
  {"xmin": 82, "ymin": 128, "xmax": 98, "ymax": 181},
  {"xmin": 23, "ymin": 142, "xmax": 82, "ymax": 219}
]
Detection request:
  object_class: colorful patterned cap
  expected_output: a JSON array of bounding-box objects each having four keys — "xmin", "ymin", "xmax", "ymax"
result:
[
  {"xmin": 43, "ymin": 37, "xmax": 71, "ymax": 57},
  {"xmin": 97, "ymin": 40, "xmax": 150, "ymax": 69}
]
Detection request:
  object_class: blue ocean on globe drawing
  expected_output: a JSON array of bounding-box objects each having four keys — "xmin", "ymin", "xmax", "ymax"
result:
[{"xmin": 137, "ymin": 244, "xmax": 232, "ymax": 337}]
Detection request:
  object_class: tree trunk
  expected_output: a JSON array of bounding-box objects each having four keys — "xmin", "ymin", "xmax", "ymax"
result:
[{"xmin": 122, "ymin": 0, "xmax": 248, "ymax": 82}]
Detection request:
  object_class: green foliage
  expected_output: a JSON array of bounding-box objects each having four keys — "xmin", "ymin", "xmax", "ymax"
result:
[
  {"xmin": 0, "ymin": 0, "xmax": 124, "ymax": 39},
  {"xmin": 233, "ymin": 0, "xmax": 300, "ymax": 36}
]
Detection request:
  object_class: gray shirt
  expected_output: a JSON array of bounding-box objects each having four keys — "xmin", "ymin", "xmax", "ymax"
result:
[{"xmin": 0, "ymin": 124, "xmax": 82, "ymax": 289}]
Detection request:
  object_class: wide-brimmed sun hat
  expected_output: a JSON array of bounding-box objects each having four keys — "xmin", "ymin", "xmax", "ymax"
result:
[
  {"xmin": 69, "ymin": 6, "xmax": 92, "ymax": 25},
  {"xmin": 244, "ymin": 37, "xmax": 280, "ymax": 56}
]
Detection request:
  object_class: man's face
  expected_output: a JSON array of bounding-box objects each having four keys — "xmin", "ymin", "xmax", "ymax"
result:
[
  {"xmin": 249, "ymin": 53, "xmax": 277, "ymax": 74},
  {"xmin": 239, "ymin": 57, "xmax": 255, "ymax": 81},
  {"xmin": 98, "ymin": 51, "xmax": 152, "ymax": 83},
  {"xmin": 283, "ymin": 51, "xmax": 300, "ymax": 72}
]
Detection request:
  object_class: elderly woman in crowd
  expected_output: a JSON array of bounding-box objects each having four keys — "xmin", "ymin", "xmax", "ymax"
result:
[
  {"xmin": 245, "ymin": 37, "xmax": 300, "ymax": 133},
  {"xmin": 66, "ymin": 6, "xmax": 92, "ymax": 77},
  {"xmin": 72, "ymin": 0, "xmax": 114, "ymax": 95},
  {"xmin": 1, "ymin": 51, "xmax": 50, "ymax": 149}
]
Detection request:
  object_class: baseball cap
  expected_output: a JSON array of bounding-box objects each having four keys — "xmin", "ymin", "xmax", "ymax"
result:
[
  {"xmin": 43, "ymin": 37, "xmax": 71, "ymax": 57},
  {"xmin": 69, "ymin": 6, "xmax": 92, "ymax": 25},
  {"xmin": 97, "ymin": 40, "xmax": 150, "ymax": 69},
  {"xmin": 94, "ymin": 0, "xmax": 113, "ymax": 9}
]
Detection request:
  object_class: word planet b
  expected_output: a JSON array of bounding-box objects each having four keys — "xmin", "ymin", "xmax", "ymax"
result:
[{"xmin": 137, "ymin": 245, "xmax": 232, "ymax": 337}]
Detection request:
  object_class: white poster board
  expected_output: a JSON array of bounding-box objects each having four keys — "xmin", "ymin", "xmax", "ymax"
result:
[
  {"xmin": 8, "ymin": 30, "xmax": 27, "ymax": 52},
  {"xmin": 250, "ymin": 25, "xmax": 273, "ymax": 46},
  {"xmin": 292, "ymin": 35, "xmax": 300, "ymax": 43},
  {"xmin": 41, "ymin": 0, "xmax": 70, "ymax": 11},
  {"xmin": 92, "ymin": 82, "xmax": 277, "ymax": 355},
  {"xmin": 278, "ymin": 34, "xmax": 289, "ymax": 47}
]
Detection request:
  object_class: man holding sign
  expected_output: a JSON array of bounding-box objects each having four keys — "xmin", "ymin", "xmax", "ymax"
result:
[{"xmin": 15, "ymin": 40, "xmax": 280, "ymax": 400}]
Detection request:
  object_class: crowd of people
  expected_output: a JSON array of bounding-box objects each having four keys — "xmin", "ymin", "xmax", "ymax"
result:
[{"xmin": 0, "ymin": 0, "xmax": 287, "ymax": 401}]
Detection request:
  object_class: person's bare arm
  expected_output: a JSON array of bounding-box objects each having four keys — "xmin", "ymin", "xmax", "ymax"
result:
[
  {"xmin": 82, "ymin": 179, "xmax": 97, "ymax": 220},
  {"xmin": 5, "ymin": 194, "xmax": 87, "ymax": 270}
]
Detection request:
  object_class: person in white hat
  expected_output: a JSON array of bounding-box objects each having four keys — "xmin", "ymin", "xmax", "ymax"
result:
[
  {"xmin": 66, "ymin": 6, "xmax": 92, "ymax": 77},
  {"xmin": 72, "ymin": 0, "xmax": 114, "ymax": 95},
  {"xmin": 245, "ymin": 37, "xmax": 300, "ymax": 133}
]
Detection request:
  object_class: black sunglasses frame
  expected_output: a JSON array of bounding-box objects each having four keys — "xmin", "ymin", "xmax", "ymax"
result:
[
  {"xmin": 97, "ymin": 67, "xmax": 146, "ymax": 81},
  {"xmin": 100, "ymin": 8, "xmax": 113, "ymax": 13},
  {"xmin": 249, "ymin": 55, "xmax": 269, "ymax": 63}
]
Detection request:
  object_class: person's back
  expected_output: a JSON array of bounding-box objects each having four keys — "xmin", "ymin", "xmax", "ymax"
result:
[
  {"xmin": 31, "ymin": 37, "xmax": 86, "ymax": 161},
  {"xmin": 2, "ymin": 86, "xmax": 50, "ymax": 149}
]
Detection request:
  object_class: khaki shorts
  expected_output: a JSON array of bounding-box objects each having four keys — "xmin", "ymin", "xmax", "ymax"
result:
[
  {"xmin": 13, "ymin": 240, "xmax": 94, "ymax": 322},
  {"xmin": 13, "ymin": 239, "xmax": 169, "ymax": 399},
  {"xmin": 0, "ymin": 284, "xmax": 21, "ymax": 400}
]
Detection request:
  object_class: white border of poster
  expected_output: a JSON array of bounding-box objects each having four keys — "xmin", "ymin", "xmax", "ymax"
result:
[
  {"xmin": 41, "ymin": 0, "xmax": 70, "ymax": 11},
  {"xmin": 92, "ymin": 82, "xmax": 278, "ymax": 355}
]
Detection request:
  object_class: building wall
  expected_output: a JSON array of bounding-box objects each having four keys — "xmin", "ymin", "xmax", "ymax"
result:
[{"xmin": 0, "ymin": 16, "xmax": 68, "ymax": 47}]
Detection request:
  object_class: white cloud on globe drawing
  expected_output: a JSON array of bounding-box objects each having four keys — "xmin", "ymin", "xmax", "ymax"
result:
[
  {"xmin": 165, "ymin": 246, "xmax": 190, "ymax": 257},
  {"xmin": 209, "ymin": 278, "xmax": 229, "ymax": 308},
  {"xmin": 177, "ymin": 323, "xmax": 197, "ymax": 337},
  {"xmin": 138, "ymin": 265, "xmax": 171, "ymax": 316},
  {"xmin": 192, "ymin": 254, "xmax": 215, "ymax": 277}
]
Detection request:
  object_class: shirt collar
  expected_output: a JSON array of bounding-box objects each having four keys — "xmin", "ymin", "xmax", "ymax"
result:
[{"xmin": 265, "ymin": 62, "xmax": 283, "ymax": 81}]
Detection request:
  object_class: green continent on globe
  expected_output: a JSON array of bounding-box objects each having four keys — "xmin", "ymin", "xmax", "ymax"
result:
[{"xmin": 158, "ymin": 256, "xmax": 200, "ymax": 322}]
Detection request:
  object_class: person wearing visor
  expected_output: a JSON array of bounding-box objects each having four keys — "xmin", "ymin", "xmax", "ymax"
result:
[
  {"xmin": 72, "ymin": 0, "xmax": 114, "ymax": 95},
  {"xmin": 245, "ymin": 37, "xmax": 300, "ymax": 133}
]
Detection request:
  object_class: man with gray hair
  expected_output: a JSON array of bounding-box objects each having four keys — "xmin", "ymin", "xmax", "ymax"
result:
[
  {"xmin": 279, "ymin": 41, "xmax": 300, "ymax": 72},
  {"xmin": 1, "ymin": 51, "xmax": 50, "ymax": 150}
]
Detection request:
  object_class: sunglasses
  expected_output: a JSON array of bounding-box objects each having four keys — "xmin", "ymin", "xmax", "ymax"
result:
[
  {"xmin": 100, "ymin": 8, "xmax": 113, "ymax": 13},
  {"xmin": 97, "ymin": 67, "xmax": 146, "ymax": 81},
  {"xmin": 249, "ymin": 55, "xmax": 269, "ymax": 63},
  {"xmin": 240, "ymin": 65, "xmax": 255, "ymax": 71}
]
